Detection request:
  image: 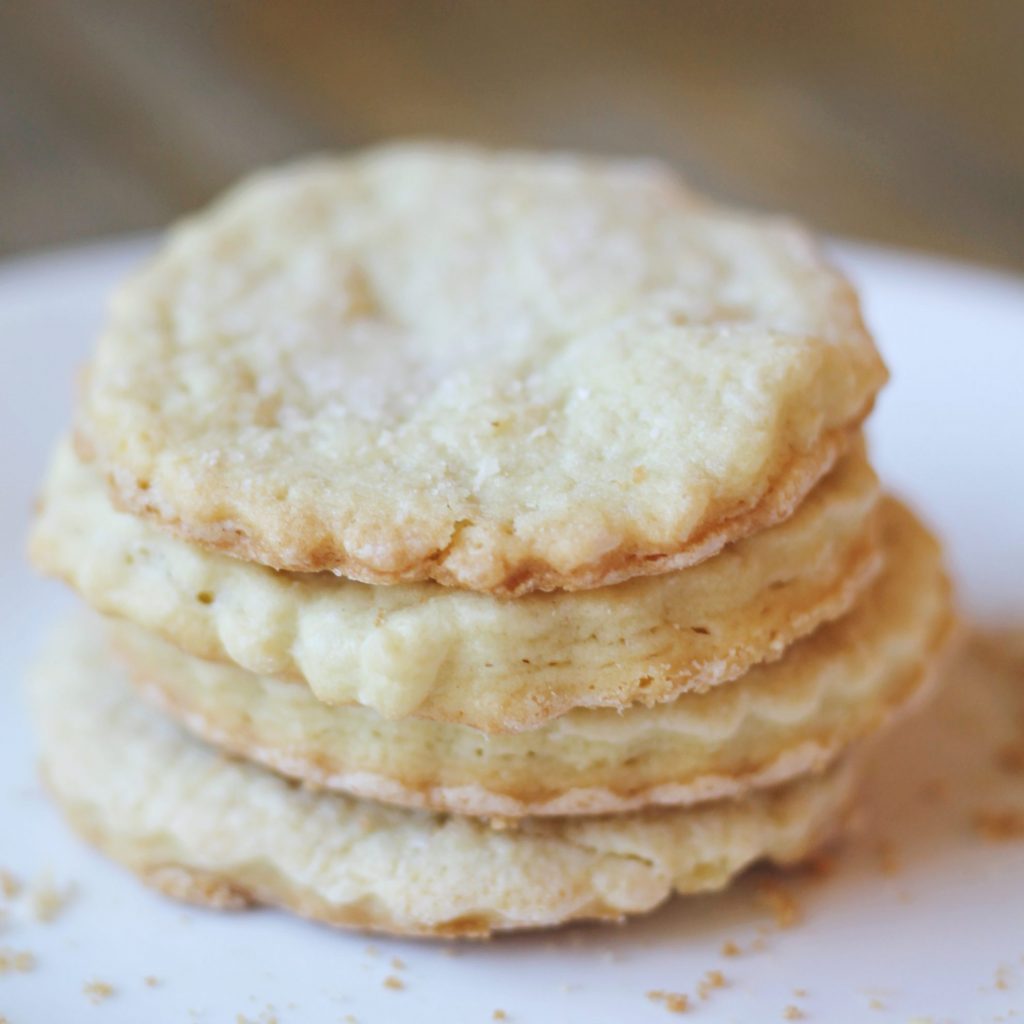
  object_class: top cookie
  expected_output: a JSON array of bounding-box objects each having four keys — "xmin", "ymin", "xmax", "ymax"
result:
[{"xmin": 81, "ymin": 144, "xmax": 886, "ymax": 593}]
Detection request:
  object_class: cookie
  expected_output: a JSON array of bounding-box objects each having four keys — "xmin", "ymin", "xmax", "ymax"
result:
[
  {"xmin": 109, "ymin": 499, "xmax": 952, "ymax": 816},
  {"xmin": 78, "ymin": 144, "xmax": 886, "ymax": 593},
  {"xmin": 30, "ymin": 620, "xmax": 858, "ymax": 937},
  {"xmin": 31, "ymin": 440, "xmax": 881, "ymax": 729}
]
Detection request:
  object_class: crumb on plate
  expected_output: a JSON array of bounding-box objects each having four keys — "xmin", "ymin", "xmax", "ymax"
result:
[
  {"xmin": 756, "ymin": 879, "xmax": 802, "ymax": 929},
  {"xmin": 647, "ymin": 989, "xmax": 689, "ymax": 1013},
  {"xmin": 0, "ymin": 948, "xmax": 35, "ymax": 974},
  {"xmin": 83, "ymin": 979, "xmax": 115, "ymax": 1004},
  {"xmin": 0, "ymin": 870, "xmax": 20, "ymax": 900},
  {"xmin": 29, "ymin": 874, "xmax": 75, "ymax": 923},
  {"xmin": 697, "ymin": 969, "xmax": 726, "ymax": 999}
]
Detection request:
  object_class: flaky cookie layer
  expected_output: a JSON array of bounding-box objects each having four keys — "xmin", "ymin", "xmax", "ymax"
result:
[
  {"xmin": 31, "ymin": 621, "xmax": 858, "ymax": 938},
  {"xmin": 111, "ymin": 499, "xmax": 952, "ymax": 816},
  {"xmin": 32, "ymin": 441, "xmax": 881, "ymax": 730}
]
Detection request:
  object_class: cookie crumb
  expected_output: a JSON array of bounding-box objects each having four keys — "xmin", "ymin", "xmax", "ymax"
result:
[
  {"xmin": 144, "ymin": 975, "xmax": 160, "ymax": 988},
  {"xmin": 492, "ymin": 1012, "xmax": 508, "ymax": 1021},
  {"xmin": 242, "ymin": 1009, "xmax": 278, "ymax": 1024},
  {"xmin": 973, "ymin": 808, "xmax": 1024, "ymax": 840},
  {"xmin": 0, "ymin": 948, "xmax": 35, "ymax": 973},
  {"xmin": 383, "ymin": 975, "xmax": 404, "ymax": 991},
  {"xmin": 84, "ymin": 979, "xmax": 115, "ymax": 1004},
  {"xmin": 755, "ymin": 880, "xmax": 802, "ymax": 929},
  {"xmin": 720, "ymin": 940, "xmax": 741, "ymax": 957},
  {"xmin": 390, "ymin": 956, "xmax": 405, "ymax": 970},
  {"xmin": 29, "ymin": 874, "xmax": 75, "ymax": 923},
  {"xmin": 793, "ymin": 988, "xmax": 808, "ymax": 998},
  {"xmin": 869, "ymin": 997, "xmax": 885, "ymax": 1010},
  {"xmin": 697, "ymin": 969, "xmax": 726, "ymax": 999},
  {"xmin": 783, "ymin": 1006, "xmax": 805, "ymax": 1020},
  {"xmin": 0, "ymin": 870, "xmax": 21, "ymax": 900},
  {"xmin": 647, "ymin": 989, "xmax": 689, "ymax": 1013}
]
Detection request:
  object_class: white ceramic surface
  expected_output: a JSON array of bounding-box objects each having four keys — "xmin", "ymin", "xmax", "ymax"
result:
[{"xmin": 1, "ymin": 237, "xmax": 1022, "ymax": 1024}]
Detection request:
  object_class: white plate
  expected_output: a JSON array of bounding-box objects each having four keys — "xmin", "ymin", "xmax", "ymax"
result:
[{"xmin": 1, "ymin": 238, "xmax": 1023, "ymax": 1024}]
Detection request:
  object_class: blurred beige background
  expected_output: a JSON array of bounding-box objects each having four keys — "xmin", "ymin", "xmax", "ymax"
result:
[{"xmin": 2, "ymin": 0, "xmax": 1022, "ymax": 269}]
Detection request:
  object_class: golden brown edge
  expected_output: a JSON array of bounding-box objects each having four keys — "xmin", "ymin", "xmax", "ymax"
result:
[
  {"xmin": 44, "ymin": 770, "xmax": 857, "ymax": 941},
  {"xmin": 36, "ymin": 495, "xmax": 884, "ymax": 734},
  {"xmin": 77, "ymin": 408, "xmax": 871, "ymax": 596},
  {"xmin": 112, "ymin": 579, "xmax": 956, "ymax": 819}
]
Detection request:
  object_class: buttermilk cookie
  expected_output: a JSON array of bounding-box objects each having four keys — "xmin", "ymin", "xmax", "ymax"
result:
[
  {"xmin": 32, "ymin": 441, "xmax": 880, "ymax": 729},
  {"xmin": 30, "ymin": 621, "xmax": 859, "ymax": 938},
  {"xmin": 79, "ymin": 144, "xmax": 886, "ymax": 593},
  {"xmin": 109, "ymin": 500, "xmax": 952, "ymax": 817}
]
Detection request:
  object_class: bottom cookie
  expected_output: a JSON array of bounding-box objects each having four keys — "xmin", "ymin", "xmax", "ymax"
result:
[{"xmin": 31, "ymin": 619, "xmax": 859, "ymax": 938}]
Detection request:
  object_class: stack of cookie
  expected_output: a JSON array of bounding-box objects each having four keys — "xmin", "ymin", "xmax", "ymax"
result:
[{"xmin": 29, "ymin": 145, "xmax": 953, "ymax": 937}]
